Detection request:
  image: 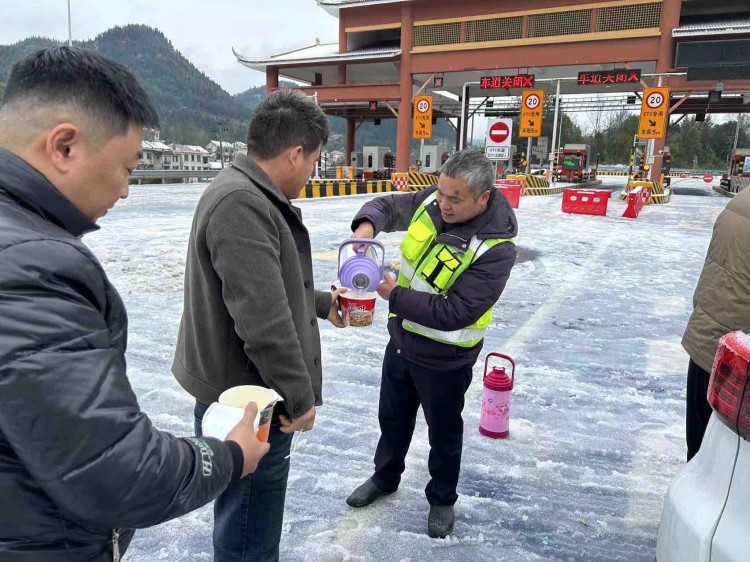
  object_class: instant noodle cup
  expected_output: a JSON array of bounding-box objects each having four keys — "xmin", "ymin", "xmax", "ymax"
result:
[
  {"xmin": 339, "ymin": 289, "xmax": 377, "ymax": 327},
  {"xmin": 216, "ymin": 385, "xmax": 282, "ymax": 442}
]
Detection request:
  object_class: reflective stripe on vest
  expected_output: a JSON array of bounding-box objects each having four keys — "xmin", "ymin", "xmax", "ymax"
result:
[{"xmin": 393, "ymin": 193, "xmax": 513, "ymax": 348}]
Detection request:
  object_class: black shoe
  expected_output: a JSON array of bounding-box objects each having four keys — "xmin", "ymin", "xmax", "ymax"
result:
[
  {"xmin": 346, "ymin": 478, "xmax": 395, "ymax": 508},
  {"xmin": 428, "ymin": 505, "xmax": 454, "ymax": 538}
]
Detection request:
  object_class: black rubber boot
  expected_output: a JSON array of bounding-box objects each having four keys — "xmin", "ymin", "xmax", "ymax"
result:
[
  {"xmin": 427, "ymin": 505, "xmax": 455, "ymax": 538},
  {"xmin": 345, "ymin": 478, "xmax": 395, "ymax": 508}
]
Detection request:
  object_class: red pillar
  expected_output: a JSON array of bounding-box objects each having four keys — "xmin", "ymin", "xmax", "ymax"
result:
[
  {"xmin": 346, "ymin": 118, "xmax": 356, "ymax": 165},
  {"xmin": 266, "ymin": 67, "xmax": 279, "ymax": 97},
  {"xmin": 656, "ymin": 0, "xmax": 681, "ymax": 73},
  {"xmin": 396, "ymin": 2, "xmax": 415, "ymax": 172},
  {"xmin": 339, "ymin": 16, "xmax": 347, "ymax": 53},
  {"xmin": 650, "ymin": 0, "xmax": 680, "ymax": 180}
]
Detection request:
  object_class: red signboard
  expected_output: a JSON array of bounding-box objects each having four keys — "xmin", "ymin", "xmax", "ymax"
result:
[
  {"xmin": 577, "ymin": 69, "xmax": 641, "ymax": 86},
  {"xmin": 704, "ymin": 174, "xmax": 714, "ymax": 183},
  {"xmin": 480, "ymin": 74, "xmax": 535, "ymax": 90},
  {"xmin": 488, "ymin": 121, "xmax": 510, "ymax": 144}
]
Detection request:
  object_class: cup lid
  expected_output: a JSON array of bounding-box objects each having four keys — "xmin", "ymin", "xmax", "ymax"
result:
[{"xmin": 218, "ymin": 385, "xmax": 283, "ymax": 409}]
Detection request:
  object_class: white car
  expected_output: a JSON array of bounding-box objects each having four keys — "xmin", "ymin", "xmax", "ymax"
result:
[{"xmin": 657, "ymin": 331, "xmax": 750, "ymax": 562}]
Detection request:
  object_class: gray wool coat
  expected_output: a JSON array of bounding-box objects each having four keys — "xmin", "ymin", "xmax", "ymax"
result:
[{"xmin": 172, "ymin": 153, "xmax": 332, "ymax": 419}]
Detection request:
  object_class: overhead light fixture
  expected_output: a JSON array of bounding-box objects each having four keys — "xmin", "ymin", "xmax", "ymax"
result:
[{"xmin": 432, "ymin": 90, "xmax": 460, "ymax": 101}]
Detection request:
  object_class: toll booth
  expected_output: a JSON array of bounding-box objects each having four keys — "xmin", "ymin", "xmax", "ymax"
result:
[
  {"xmin": 363, "ymin": 146, "xmax": 394, "ymax": 179},
  {"xmin": 722, "ymin": 148, "xmax": 750, "ymax": 193},
  {"xmin": 419, "ymin": 145, "xmax": 451, "ymax": 174},
  {"xmin": 363, "ymin": 146, "xmax": 391, "ymax": 172},
  {"xmin": 350, "ymin": 151, "xmax": 363, "ymax": 171},
  {"xmin": 556, "ymin": 144, "xmax": 593, "ymax": 183}
]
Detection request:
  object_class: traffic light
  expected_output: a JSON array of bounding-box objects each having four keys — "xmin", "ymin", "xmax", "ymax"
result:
[{"xmin": 661, "ymin": 153, "xmax": 671, "ymax": 174}]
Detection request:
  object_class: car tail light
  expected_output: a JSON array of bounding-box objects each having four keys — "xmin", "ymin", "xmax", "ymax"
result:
[{"xmin": 708, "ymin": 332, "xmax": 750, "ymax": 439}]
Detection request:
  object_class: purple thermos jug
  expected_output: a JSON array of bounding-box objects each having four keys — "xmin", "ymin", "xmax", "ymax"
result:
[{"xmin": 338, "ymin": 238, "xmax": 385, "ymax": 293}]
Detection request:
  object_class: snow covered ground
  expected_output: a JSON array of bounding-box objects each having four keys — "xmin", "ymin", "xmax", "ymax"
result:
[{"xmin": 86, "ymin": 177, "xmax": 728, "ymax": 561}]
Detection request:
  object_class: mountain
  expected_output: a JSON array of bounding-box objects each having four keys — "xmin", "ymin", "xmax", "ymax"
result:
[
  {"xmin": 0, "ymin": 26, "xmax": 250, "ymax": 145},
  {"xmin": 0, "ymin": 25, "xmax": 454, "ymax": 153},
  {"xmin": 233, "ymin": 84, "xmax": 267, "ymax": 112}
]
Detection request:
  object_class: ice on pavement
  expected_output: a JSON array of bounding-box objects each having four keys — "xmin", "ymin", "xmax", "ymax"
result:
[{"xmin": 85, "ymin": 178, "xmax": 726, "ymax": 561}]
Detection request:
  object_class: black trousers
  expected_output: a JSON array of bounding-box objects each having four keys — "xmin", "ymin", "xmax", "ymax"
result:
[
  {"xmin": 686, "ymin": 359, "xmax": 713, "ymax": 462},
  {"xmin": 372, "ymin": 341, "xmax": 473, "ymax": 506}
]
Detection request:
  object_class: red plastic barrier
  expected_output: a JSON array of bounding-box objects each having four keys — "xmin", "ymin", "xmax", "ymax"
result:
[
  {"xmin": 561, "ymin": 189, "xmax": 611, "ymax": 216},
  {"xmin": 496, "ymin": 181, "xmax": 522, "ymax": 209},
  {"xmin": 622, "ymin": 187, "xmax": 649, "ymax": 219}
]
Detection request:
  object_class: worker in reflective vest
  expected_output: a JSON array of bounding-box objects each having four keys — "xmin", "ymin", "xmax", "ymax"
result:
[{"xmin": 345, "ymin": 149, "xmax": 518, "ymax": 538}]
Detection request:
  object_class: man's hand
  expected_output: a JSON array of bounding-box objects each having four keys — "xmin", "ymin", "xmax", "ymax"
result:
[
  {"xmin": 279, "ymin": 405, "xmax": 316, "ymax": 434},
  {"xmin": 352, "ymin": 220, "xmax": 375, "ymax": 240},
  {"xmin": 327, "ymin": 286, "xmax": 347, "ymax": 328},
  {"xmin": 225, "ymin": 402, "xmax": 271, "ymax": 478},
  {"xmin": 377, "ymin": 272, "xmax": 398, "ymax": 301}
]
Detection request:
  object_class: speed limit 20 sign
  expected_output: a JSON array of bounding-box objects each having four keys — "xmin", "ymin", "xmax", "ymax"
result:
[
  {"xmin": 638, "ymin": 87, "xmax": 670, "ymax": 140},
  {"xmin": 413, "ymin": 95, "xmax": 433, "ymax": 140},
  {"xmin": 521, "ymin": 90, "xmax": 544, "ymax": 138}
]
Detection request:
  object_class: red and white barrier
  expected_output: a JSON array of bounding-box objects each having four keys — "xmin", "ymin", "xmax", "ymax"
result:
[
  {"xmin": 622, "ymin": 187, "xmax": 650, "ymax": 219},
  {"xmin": 561, "ymin": 189, "xmax": 611, "ymax": 216},
  {"xmin": 391, "ymin": 173, "xmax": 410, "ymax": 192},
  {"xmin": 495, "ymin": 179, "xmax": 524, "ymax": 209}
]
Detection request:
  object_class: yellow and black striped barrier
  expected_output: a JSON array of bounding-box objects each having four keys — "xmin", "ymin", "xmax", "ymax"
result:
[
  {"xmin": 525, "ymin": 185, "xmax": 565, "ymax": 196},
  {"xmin": 504, "ymin": 174, "xmax": 557, "ymax": 195},
  {"xmin": 405, "ymin": 172, "xmax": 439, "ymax": 191},
  {"xmin": 524, "ymin": 175, "xmax": 550, "ymax": 189},
  {"xmin": 408, "ymin": 172, "xmax": 439, "ymax": 187},
  {"xmin": 621, "ymin": 179, "xmax": 670, "ymax": 205},
  {"xmin": 299, "ymin": 180, "xmax": 393, "ymax": 199}
]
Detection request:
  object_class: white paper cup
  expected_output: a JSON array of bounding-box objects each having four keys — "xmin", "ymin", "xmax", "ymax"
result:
[{"xmin": 202, "ymin": 385, "xmax": 282, "ymax": 442}]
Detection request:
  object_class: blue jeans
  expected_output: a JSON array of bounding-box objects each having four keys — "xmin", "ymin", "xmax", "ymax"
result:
[{"xmin": 195, "ymin": 401, "xmax": 293, "ymax": 562}]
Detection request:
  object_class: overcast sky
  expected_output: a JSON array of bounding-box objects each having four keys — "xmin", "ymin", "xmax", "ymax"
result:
[{"xmin": 0, "ymin": 0, "xmax": 339, "ymax": 94}]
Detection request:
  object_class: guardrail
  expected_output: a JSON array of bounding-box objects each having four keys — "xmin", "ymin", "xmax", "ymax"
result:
[{"xmin": 130, "ymin": 169, "xmax": 220, "ymax": 181}]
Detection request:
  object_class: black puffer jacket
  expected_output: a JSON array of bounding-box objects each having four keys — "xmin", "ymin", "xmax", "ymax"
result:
[
  {"xmin": 0, "ymin": 150, "xmax": 241, "ymax": 561},
  {"xmin": 352, "ymin": 186, "xmax": 518, "ymax": 371}
]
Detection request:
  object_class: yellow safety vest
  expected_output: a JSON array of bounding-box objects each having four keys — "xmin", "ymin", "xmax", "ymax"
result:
[{"xmin": 393, "ymin": 192, "xmax": 513, "ymax": 347}]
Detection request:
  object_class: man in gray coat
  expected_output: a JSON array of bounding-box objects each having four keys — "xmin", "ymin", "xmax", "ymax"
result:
[
  {"xmin": 172, "ymin": 89, "xmax": 345, "ymax": 561},
  {"xmin": 0, "ymin": 47, "xmax": 269, "ymax": 561},
  {"xmin": 682, "ymin": 186, "xmax": 750, "ymax": 460}
]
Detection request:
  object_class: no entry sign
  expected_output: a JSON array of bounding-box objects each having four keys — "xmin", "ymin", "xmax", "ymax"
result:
[
  {"xmin": 488, "ymin": 121, "xmax": 510, "ymax": 144},
  {"xmin": 486, "ymin": 119, "xmax": 513, "ymax": 160}
]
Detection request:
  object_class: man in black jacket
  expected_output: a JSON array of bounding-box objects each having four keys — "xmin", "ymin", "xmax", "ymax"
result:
[
  {"xmin": 0, "ymin": 47, "xmax": 269, "ymax": 561},
  {"xmin": 345, "ymin": 149, "xmax": 518, "ymax": 538}
]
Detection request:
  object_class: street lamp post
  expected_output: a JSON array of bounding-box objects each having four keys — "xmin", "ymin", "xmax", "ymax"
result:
[
  {"xmin": 67, "ymin": 0, "xmax": 72, "ymax": 46},
  {"xmin": 214, "ymin": 121, "xmax": 229, "ymax": 168}
]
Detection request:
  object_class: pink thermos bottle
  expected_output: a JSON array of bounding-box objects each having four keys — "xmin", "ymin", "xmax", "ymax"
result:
[{"xmin": 479, "ymin": 353, "xmax": 515, "ymax": 439}]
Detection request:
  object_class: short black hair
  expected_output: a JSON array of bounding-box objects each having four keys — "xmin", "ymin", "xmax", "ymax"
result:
[
  {"xmin": 3, "ymin": 46, "xmax": 159, "ymax": 137},
  {"xmin": 247, "ymin": 89, "xmax": 329, "ymax": 160}
]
